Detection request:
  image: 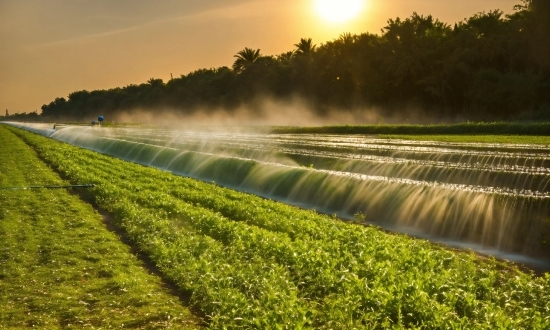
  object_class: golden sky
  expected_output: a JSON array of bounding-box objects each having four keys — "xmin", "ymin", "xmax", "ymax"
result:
[{"xmin": 0, "ymin": 0, "xmax": 520, "ymax": 113}]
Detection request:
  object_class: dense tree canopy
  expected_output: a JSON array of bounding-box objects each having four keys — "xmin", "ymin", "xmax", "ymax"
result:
[{"xmin": 33, "ymin": 1, "xmax": 550, "ymax": 122}]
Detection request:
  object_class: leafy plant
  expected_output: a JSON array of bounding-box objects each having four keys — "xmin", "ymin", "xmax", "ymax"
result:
[{"xmin": 6, "ymin": 125, "xmax": 550, "ymax": 329}]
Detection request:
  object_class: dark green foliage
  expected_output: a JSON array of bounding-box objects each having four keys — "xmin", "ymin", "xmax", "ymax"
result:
[
  {"xmin": 466, "ymin": 69, "xmax": 546, "ymax": 117},
  {"xmin": 35, "ymin": 1, "xmax": 550, "ymax": 122}
]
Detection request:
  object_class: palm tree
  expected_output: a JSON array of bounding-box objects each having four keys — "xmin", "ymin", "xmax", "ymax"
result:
[
  {"xmin": 232, "ymin": 47, "xmax": 261, "ymax": 72},
  {"xmin": 294, "ymin": 38, "xmax": 316, "ymax": 55}
]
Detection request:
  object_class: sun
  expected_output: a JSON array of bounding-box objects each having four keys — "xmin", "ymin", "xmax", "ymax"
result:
[{"xmin": 315, "ymin": 0, "xmax": 365, "ymax": 23}]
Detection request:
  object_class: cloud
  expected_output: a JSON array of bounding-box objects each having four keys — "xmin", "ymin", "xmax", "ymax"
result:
[
  {"xmin": 28, "ymin": 0, "xmax": 261, "ymax": 49},
  {"xmin": 33, "ymin": 26, "xmax": 140, "ymax": 48},
  {"xmin": 185, "ymin": 0, "xmax": 287, "ymax": 22}
]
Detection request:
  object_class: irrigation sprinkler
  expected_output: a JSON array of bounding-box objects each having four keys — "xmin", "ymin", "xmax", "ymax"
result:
[
  {"xmin": 53, "ymin": 124, "xmax": 68, "ymax": 130},
  {"xmin": 0, "ymin": 184, "xmax": 95, "ymax": 191}
]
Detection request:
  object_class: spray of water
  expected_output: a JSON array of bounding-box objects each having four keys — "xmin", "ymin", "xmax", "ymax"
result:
[{"xmin": 7, "ymin": 122, "xmax": 550, "ymax": 268}]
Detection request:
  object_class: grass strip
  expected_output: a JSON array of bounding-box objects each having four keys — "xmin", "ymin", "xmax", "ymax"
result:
[
  {"xmin": 7, "ymin": 124, "xmax": 550, "ymax": 329},
  {"xmin": 378, "ymin": 134, "xmax": 550, "ymax": 145},
  {"xmin": 0, "ymin": 125, "xmax": 201, "ymax": 328},
  {"xmin": 271, "ymin": 122, "xmax": 550, "ymax": 136}
]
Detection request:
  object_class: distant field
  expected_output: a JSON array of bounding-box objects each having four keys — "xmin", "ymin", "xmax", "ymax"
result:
[
  {"xmin": 0, "ymin": 125, "xmax": 200, "ymax": 328},
  {"xmin": 5, "ymin": 124, "xmax": 550, "ymax": 329},
  {"xmin": 378, "ymin": 134, "xmax": 550, "ymax": 145},
  {"xmin": 271, "ymin": 122, "xmax": 550, "ymax": 135}
]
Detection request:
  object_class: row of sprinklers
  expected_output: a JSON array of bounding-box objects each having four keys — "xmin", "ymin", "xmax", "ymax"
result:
[{"xmin": 53, "ymin": 115, "xmax": 104, "ymax": 130}]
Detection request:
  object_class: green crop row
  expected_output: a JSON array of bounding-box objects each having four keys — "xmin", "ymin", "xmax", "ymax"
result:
[
  {"xmin": 8, "ymin": 125, "xmax": 550, "ymax": 329},
  {"xmin": 378, "ymin": 134, "xmax": 550, "ymax": 145},
  {"xmin": 270, "ymin": 122, "xmax": 550, "ymax": 136},
  {"xmin": 0, "ymin": 125, "xmax": 200, "ymax": 328}
]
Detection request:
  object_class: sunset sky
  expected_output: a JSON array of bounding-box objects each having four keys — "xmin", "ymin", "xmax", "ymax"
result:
[{"xmin": 1, "ymin": 0, "xmax": 520, "ymax": 113}]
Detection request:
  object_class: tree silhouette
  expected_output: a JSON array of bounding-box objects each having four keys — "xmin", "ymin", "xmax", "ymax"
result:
[
  {"xmin": 35, "ymin": 2, "xmax": 550, "ymax": 122},
  {"xmin": 338, "ymin": 33, "xmax": 357, "ymax": 44},
  {"xmin": 294, "ymin": 38, "xmax": 316, "ymax": 55},
  {"xmin": 147, "ymin": 78, "xmax": 164, "ymax": 87},
  {"xmin": 232, "ymin": 48, "xmax": 261, "ymax": 72},
  {"xmin": 276, "ymin": 51, "xmax": 295, "ymax": 64}
]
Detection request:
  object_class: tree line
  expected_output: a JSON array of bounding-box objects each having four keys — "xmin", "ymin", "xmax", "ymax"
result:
[{"xmin": 28, "ymin": 0, "xmax": 550, "ymax": 122}]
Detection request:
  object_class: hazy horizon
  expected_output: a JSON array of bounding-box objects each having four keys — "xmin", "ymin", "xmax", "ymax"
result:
[{"xmin": 1, "ymin": 0, "xmax": 520, "ymax": 114}]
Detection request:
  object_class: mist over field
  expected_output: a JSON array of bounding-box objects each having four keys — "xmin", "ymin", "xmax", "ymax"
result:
[{"xmin": 110, "ymin": 97, "xmax": 442, "ymax": 128}]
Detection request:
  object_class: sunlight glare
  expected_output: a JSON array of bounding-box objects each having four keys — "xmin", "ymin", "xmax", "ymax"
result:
[{"xmin": 315, "ymin": 0, "xmax": 365, "ymax": 23}]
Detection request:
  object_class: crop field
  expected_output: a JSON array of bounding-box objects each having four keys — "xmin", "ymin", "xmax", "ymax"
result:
[
  {"xmin": 3, "ymin": 123, "xmax": 550, "ymax": 328},
  {"xmin": 378, "ymin": 134, "xmax": 550, "ymax": 145},
  {"xmin": 270, "ymin": 122, "xmax": 550, "ymax": 136},
  {"xmin": 0, "ymin": 125, "xmax": 200, "ymax": 328},
  {"xmin": 10, "ymin": 123, "xmax": 550, "ymax": 263}
]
